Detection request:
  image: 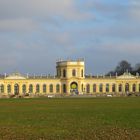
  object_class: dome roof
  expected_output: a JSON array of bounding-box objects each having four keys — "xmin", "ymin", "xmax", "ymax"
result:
[
  {"xmin": 117, "ymin": 72, "xmax": 136, "ymax": 79},
  {"xmin": 5, "ymin": 72, "xmax": 26, "ymax": 80}
]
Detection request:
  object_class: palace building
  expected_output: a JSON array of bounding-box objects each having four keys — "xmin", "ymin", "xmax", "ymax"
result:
[{"xmin": 0, "ymin": 59, "xmax": 140, "ymax": 96}]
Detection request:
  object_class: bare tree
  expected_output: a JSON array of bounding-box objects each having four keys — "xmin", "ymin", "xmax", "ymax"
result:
[
  {"xmin": 106, "ymin": 60, "xmax": 132, "ymax": 76},
  {"xmin": 115, "ymin": 60, "xmax": 132, "ymax": 75}
]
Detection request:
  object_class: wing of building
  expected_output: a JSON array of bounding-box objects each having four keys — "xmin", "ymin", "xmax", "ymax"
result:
[{"xmin": 0, "ymin": 59, "xmax": 140, "ymax": 96}]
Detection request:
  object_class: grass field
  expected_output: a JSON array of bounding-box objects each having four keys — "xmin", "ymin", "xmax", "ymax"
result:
[{"xmin": 0, "ymin": 97, "xmax": 140, "ymax": 140}]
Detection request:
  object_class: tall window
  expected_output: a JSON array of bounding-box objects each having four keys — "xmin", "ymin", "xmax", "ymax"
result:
[
  {"xmin": 112, "ymin": 84, "xmax": 116, "ymax": 92},
  {"xmin": 93, "ymin": 84, "xmax": 96, "ymax": 92},
  {"xmin": 57, "ymin": 69, "xmax": 61, "ymax": 77},
  {"xmin": 56, "ymin": 84, "xmax": 60, "ymax": 93},
  {"xmin": 132, "ymin": 84, "xmax": 136, "ymax": 92},
  {"xmin": 0, "ymin": 84, "xmax": 4, "ymax": 93},
  {"xmin": 119, "ymin": 84, "xmax": 122, "ymax": 92},
  {"xmin": 63, "ymin": 69, "xmax": 66, "ymax": 78},
  {"xmin": 125, "ymin": 83, "xmax": 129, "ymax": 92},
  {"xmin": 36, "ymin": 84, "xmax": 40, "ymax": 93},
  {"xmin": 43, "ymin": 84, "xmax": 46, "ymax": 93},
  {"xmin": 72, "ymin": 69, "xmax": 76, "ymax": 77},
  {"xmin": 50, "ymin": 84, "xmax": 53, "ymax": 93},
  {"xmin": 14, "ymin": 84, "xmax": 19, "ymax": 95},
  {"xmin": 86, "ymin": 84, "xmax": 90, "ymax": 93},
  {"xmin": 106, "ymin": 84, "xmax": 109, "ymax": 92},
  {"xmin": 7, "ymin": 85, "xmax": 11, "ymax": 93},
  {"xmin": 63, "ymin": 84, "xmax": 66, "ymax": 93},
  {"xmin": 29, "ymin": 84, "xmax": 33, "ymax": 93},
  {"xmin": 22, "ymin": 84, "xmax": 26, "ymax": 93},
  {"xmin": 81, "ymin": 69, "xmax": 84, "ymax": 77},
  {"xmin": 99, "ymin": 84, "xmax": 103, "ymax": 92}
]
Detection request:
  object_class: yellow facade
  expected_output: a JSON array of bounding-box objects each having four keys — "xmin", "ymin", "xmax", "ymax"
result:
[{"xmin": 0, "ymin": 59, "xmax": 140, "ymax": 96}]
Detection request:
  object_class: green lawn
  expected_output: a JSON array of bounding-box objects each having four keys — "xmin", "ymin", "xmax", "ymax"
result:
[{"xmin": 0, "ymin": 97, "xmax": 140, "ymax": 140}]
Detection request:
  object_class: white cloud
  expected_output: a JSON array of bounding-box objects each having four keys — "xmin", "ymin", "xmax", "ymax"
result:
[
  {"xmin": 0, "ymin": 0, "xmax": 92, "ymax": 32},
  {"xmin": 128, "ymin": 0, "xmax": 140, "ymax": 21},
  {"xmin": 0, "ymin": 0, "xmax": 91, "ymax": 20},
  {"xmin": 0, "ymin": 0, "xmax": 139, "ymax": 74},
  {"xmin": 0, "ymin": 18, "xmax": 38, "ymax": 32}
]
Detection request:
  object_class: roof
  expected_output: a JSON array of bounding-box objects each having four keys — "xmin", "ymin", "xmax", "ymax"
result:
[
  {"xmin": 5, "ymin": 72, "xmax": 26, "ymax": 80},
  {"xmin": 117, "ymin": 72, "xmax": 136, "ymax": 79}
]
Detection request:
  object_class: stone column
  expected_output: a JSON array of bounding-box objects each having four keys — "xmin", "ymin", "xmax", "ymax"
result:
[
  {"xmin": 26, "ymin": 84, "xmax": 29, "ymax": 93},
  {"xmin": 122, "ymin": 84, "xmax": 125, "ymax": 94},
  {"xmin": 130, "ymin": 84, "xmax": 133, "ymax": 93},
  {"xmin": 78, "ymin": 82, "xmax": 81, "ymax": 94},
  {"xmin": 67, "ymin": 82, "xmax": 70, "ymax": 94},
  {"xmin": 103, "ymin": 84, "xmax": 106, "ymax": 93},
  {"xmin": 109, "ymin": 84, "xmax": 112, "ymax": 93},
  {"xmin": 59, "ymin": 84, "xmax": 62, "ymax": 94},
  {"xmin": 136, "ymin": 83, "xmax": 139, "ymax": 92},
  {"xmin": 40, "ymin": 84, "xmax": 43, "ymax": 95},
  {"xmin": 19, "ymin": 84, "xmax": 22, "ymax": 95},
  {"xmin": 90, "ymin": 84, "xmax": 92, "ymax": 94},
  {"xmin": 96, "ymin": 84, "xmax": 99, "ymax": 93},
  {"xmin": 116, "ymin": 84, "xmax": 118, "ymax": 93},
  {"xmin": 33, "ymin": 84, "xmax": 36, "ymax": 94},
  {"xmin": 53, "ymin": 84, "xmax": 56, "ymax": 94},
  {"xmin": 4, "ymin": 84, "xmax": 7, "ymax": 95},
  {"xmin": 11, "ymin": 84, "xmax": 14, "ymax": 95}
]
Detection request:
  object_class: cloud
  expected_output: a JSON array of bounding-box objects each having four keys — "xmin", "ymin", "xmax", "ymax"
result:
[
  {"xmin": 100, "ymin": 41, "xmax": 140, "ymax": 55},
  {"xmin": 0, "ymin": 18, "xmax": 38, "ymax": 32},
  {"xmin": 128, "ymin": 0, "xmax": 140, "ymax": 21},
  {"xmin": 0, "ymin": 0, "xmax": 93, "ymax": 33},
  {"xmin": 0, "ymin": 0, "xmax": 92, "ymax": 21},
  {"xmin": 84, "ymin": 0, "xmax": 129, "ymax": 19},
  {"xmin": 0, "ymin": 0, "xmax": 139, "ymax": 74}
]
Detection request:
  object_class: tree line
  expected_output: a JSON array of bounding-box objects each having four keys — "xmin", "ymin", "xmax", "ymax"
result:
[{"xmin": 106, "ymin": 60, "xmax": 140, "ymax": 76}]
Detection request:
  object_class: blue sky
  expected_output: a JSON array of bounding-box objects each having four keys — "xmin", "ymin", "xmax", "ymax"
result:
[{"xmin": 0, "ymin": 0, "xmax": 140, "ymax": 75}]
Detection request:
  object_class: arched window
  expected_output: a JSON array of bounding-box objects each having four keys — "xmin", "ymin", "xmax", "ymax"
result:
[
  {"xmin": 7, "ymin": 85, "xmax": 11, "ymax": 93},
  {"xmin": 29, "ymin": 84, "xmax": 33, "ymax": 93},
  {"xmin": 63, "ymin": 84, "xmax": 66, "ymax": 93},
  {"xmin": 72, "ymin": 69, "xmax": 76, "ymax": 77},
  {"xmin": 112, "ymin": 84, "xmax": 116, "ymax": 92},
  {"xmin": 57, "ymin": 69, "xmax": 61, "ymax": 77},
  {"xmin": 63, "ymin": 69, "xmax": 66, "ymax": 77},
  {"xmin": 14, "ymin": 84, "xmax": 19, "ymax": 95},
  {"xmin": 119, "ymin": 84, "xmax": 122, "ymax": 92},
  {"xmin": 106, "ymin": 84, "xmax": 109, "ymax": 92},
  {"xmin": 125, "ymin": 83, "xmax": 129, "ymax": 92},
  {"xmin": 22, "ymin": 84, "xmax": 26, "ymax": 93},
  {"xmin": 36, "ymin": 84, "xmax": 40, "ymax": 93},
  {"xmin": 56, "ymin": 84, "xmax": 60, "ymax": 93},
  {"xmin": 93, "ymin": 84, "xmax": 96, "ymax": 92},
  {"xmin": 0, "ymin": 84, "xmax": 4, "ymax": 93},
  {"xmin": 43, "ymin": 84, "xmax": 46, "ymax": 93},
  {"xmin": 57, "ymin": 70, "xmax": 59, "ymax": 77},
  {"xmin": 81, "ymin": 69, "xmax": 84, "ymax": 77},
  {"xmin": 50, "ymin": 84, "xmax": 53, "ymax": 93},
  {"xmin": 86, "ymin": 84, "xmax": 90, "ymax": 93},
  {"xmin": 132, "ymin": 84, "xmax": 136, "ymax": 92},
  {"xmin": 99, "ymin": 84, "xmax": 103, "ymax": 92}
]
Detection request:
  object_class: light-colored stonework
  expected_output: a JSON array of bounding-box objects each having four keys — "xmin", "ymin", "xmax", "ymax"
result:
[{"xmin": 0, "ymin": 59, "xmax": 140, "ymax": 96}]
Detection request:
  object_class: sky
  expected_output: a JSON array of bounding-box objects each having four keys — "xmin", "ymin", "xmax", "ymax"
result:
[{"xmin": 0, "ymin": 0, "xmax": 140, "ymax": 75}]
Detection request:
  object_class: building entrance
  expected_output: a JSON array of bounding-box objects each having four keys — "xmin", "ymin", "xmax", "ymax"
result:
[{"xmin": 70, "ymin": 82, "xmax": 78, "ymax": 94}]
